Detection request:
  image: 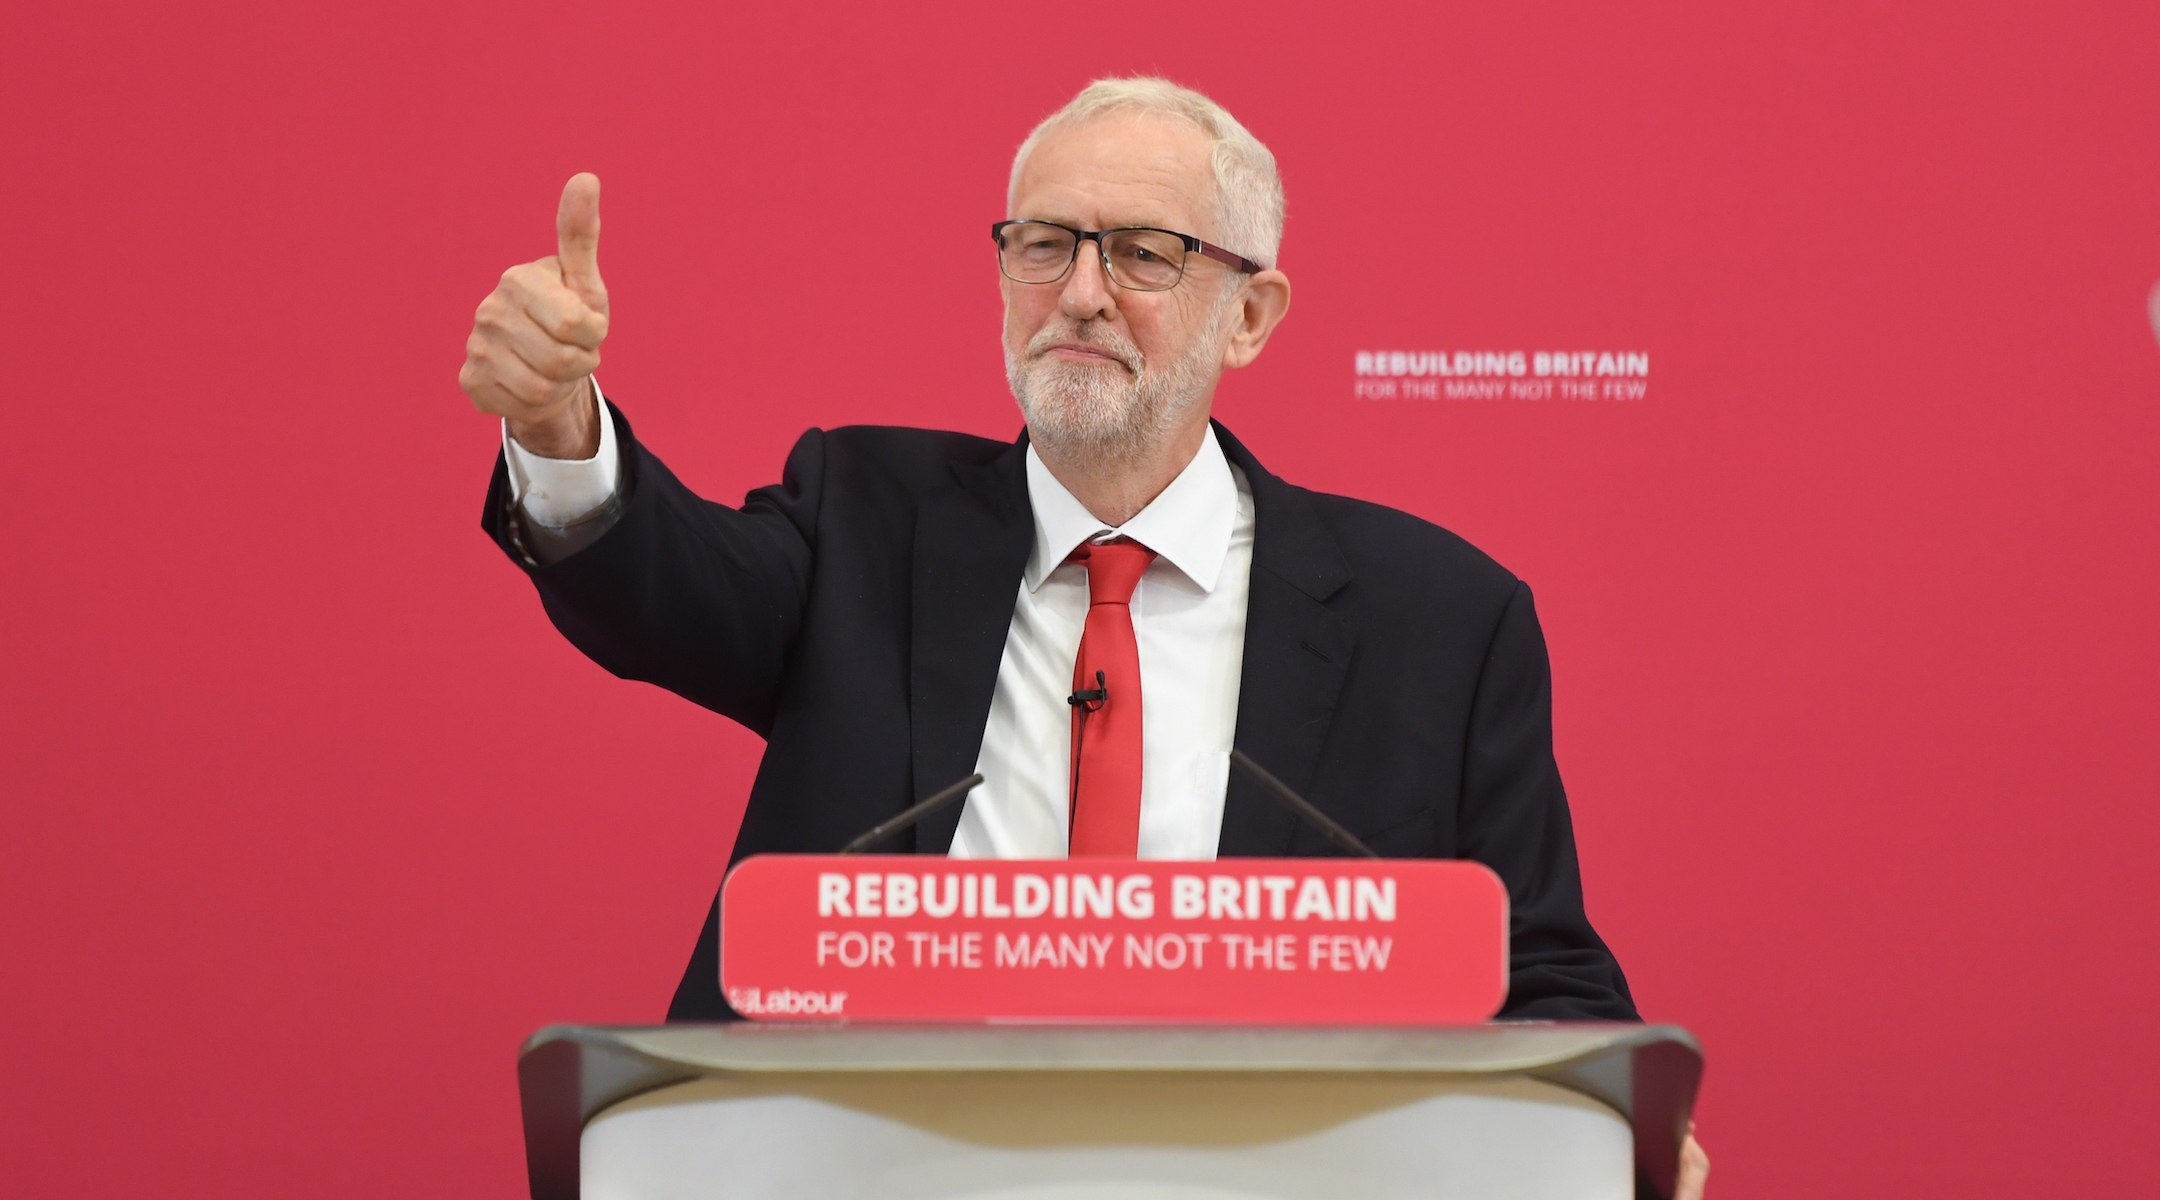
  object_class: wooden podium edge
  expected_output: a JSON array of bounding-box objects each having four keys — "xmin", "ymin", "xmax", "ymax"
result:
[{"xmin": 517, "ymin": 1022, "xmax": 1702, "ymax": 1200}]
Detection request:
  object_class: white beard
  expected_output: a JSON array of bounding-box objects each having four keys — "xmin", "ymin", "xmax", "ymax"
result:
[{"xmin": 1006, "ymin": 301, "xmax": 1233, "ymax": 467}]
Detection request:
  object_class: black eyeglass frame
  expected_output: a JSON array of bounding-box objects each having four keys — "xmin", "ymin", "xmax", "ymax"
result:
[{"xmin": 991, "ymin": 219, "xmax": 1264, "ymax": 291}]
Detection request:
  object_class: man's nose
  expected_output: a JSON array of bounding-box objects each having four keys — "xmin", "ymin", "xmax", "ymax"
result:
[{"xmin": 1058, "ymin": 240, "xmax": 1119, "ymax": 321}]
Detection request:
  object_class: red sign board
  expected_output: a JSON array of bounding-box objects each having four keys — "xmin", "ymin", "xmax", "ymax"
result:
[{"xmin": 719, "ymin": 855, "xmax": 1508, "ymax": 1024}]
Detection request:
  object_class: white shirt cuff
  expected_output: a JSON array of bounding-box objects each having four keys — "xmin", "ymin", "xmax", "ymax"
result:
[{"xmin": 502, "ymin": 380, "xmax": 619, "ymax": 529}]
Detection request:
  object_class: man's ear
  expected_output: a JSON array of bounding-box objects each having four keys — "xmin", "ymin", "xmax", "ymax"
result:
[{"xmin": 1222, "ymin": 270, "xmax": 1292, "ymax": 370}]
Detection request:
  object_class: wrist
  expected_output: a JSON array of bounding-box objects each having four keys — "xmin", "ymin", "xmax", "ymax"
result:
[{"xmin": 507, "ymin": 381, "xmax": 601, "ymax": 460}]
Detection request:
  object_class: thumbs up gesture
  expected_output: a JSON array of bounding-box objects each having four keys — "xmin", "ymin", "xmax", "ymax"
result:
[{"xmin": 460, "ymin": 174, "xmax": 611, "ymax": 458}]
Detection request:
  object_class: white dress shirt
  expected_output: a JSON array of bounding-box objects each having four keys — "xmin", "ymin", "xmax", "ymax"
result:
[
  {"xmin": 500, "ymin": 381, "xmax": 622, "ymax": 529},
  {"xmin": 502, "ymin": 384, "xmax": 1253, "ymax": 860},
  {"xmin": 949, "ymin": 433, "xmax": 1251, "ymax": 860}
]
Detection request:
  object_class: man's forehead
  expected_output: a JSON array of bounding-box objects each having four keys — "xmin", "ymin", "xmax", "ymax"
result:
[{"xmin": 1011, "ymin": 113, "xmax": 1216, "ymax": 234}]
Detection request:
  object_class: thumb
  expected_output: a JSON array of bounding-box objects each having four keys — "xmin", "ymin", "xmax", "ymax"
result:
[{"xmin": 556, "ymin": 172, "xmax": 605, "ymax": 310}]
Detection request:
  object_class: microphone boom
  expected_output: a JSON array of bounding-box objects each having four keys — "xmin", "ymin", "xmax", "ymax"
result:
[
  {"xmin": 1229, "ymin": 749, "xmax": 1380, "ymax": 859},
  {"xmin": 838, "ymin": 773, "xmax": 986, "ymax": 854}
]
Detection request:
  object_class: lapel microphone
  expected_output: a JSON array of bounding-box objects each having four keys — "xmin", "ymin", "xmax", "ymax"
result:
[
  {"xmin": 1065, "ymin": 669, "xmax": 1109, "ymax": 837},
  {"xmin": 1067, "ymin": 670, "xmax": 1107, "ymax": 710}
]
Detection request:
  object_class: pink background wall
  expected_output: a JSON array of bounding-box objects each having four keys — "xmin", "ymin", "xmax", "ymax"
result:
[{"xmin": 6, "ymin": 1, "xmax": 2158, "ymax": 1194}]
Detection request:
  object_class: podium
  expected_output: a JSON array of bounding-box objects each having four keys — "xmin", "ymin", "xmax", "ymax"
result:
[{"xmin": 518, "ymin": 1023, "xmax": 1701, "ymax": 1199}]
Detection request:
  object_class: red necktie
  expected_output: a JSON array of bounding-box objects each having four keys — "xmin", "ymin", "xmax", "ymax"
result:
[{"xmin": 1067, "ymin": 539, "xmax": 1156, "ymax": 857}]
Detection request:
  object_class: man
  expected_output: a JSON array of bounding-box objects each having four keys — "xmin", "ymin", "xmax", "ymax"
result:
[
  {"xmin": 465, "ymin": 74, "xmax": 1710, "ymax": 1193},
  {"xmin": 460, "ymin": 67, "xmax": 1632, "ymax": 1001},
  {"xmin": 464, "ymin": 72, "xmax": 1632, "ymax": 1001},
  {"xmin": 466, "ymin": 77, "xmax": 1640, "ymax": 1026}
]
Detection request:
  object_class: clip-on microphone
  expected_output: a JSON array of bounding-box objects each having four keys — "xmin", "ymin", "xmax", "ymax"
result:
[{"xmin": 1068, "ymin": 669, "xmax": 1106, "ymax": 711}]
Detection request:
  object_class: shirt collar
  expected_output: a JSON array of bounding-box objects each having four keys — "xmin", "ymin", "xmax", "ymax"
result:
[{"xmin": 1023, "ymin": 425, "xmax": 1239, "ymax": 594}]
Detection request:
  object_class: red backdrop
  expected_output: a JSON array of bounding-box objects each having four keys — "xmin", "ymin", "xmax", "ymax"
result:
[{"xmin": 5, "ymin": 1, "xmax": 2158, "ymax": 1194}]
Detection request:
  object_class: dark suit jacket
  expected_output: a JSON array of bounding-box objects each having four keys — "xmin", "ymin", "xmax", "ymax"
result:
[{"xmin": 485, "ymin": 402, "xmax": 1637, "ymax": 1022}]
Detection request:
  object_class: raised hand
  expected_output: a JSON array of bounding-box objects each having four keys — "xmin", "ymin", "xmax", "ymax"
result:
[{"xmin": 460, "ymin": 173, "xmax": 610, "ymax": 459}]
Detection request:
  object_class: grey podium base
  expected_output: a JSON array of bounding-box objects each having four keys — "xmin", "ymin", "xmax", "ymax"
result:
[{"xmin": 518, "ymin": 1023, "xmax": 1701, "ymax": 1200}]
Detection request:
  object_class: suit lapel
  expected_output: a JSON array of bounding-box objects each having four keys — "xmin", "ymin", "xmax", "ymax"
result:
[
  {"xmin": 908, "ymin": 436, "xmax": 1034, "ymax": 854},
  {"xmin": 1214, "ymin": 423, "xmax": 1358, "ymax": 858}
]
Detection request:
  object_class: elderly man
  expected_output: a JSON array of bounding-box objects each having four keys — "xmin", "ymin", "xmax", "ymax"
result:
[
  {"xmin": 464, "ymin": 74, "xmax": 1710, "ymax": 1193},
  {"xmin": 466, "ymin": 72, "xmax": 1640, "ymax": 1007},
  {"xmin": 469, "ymin": 75, "xmax": 1654, "ymax": 1027}
]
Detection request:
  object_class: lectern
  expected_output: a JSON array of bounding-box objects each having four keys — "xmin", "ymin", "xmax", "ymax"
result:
[{"xmin": 519, "ymin": 1022, "xmax": 1701, "ymax": 1199}]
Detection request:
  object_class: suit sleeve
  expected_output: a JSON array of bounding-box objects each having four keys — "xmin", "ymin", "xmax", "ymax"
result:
[
  {"xmin": 481, "ymin": 402, "xmax": 824, "ymax": 737},
  {"xmin": 1459, "ymin": 580, "xmax": 1639, "ymax": 1021}
]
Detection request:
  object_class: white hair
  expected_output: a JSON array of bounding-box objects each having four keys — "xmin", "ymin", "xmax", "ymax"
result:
[{"xmin": 1007, "ymin": 77, "xmax": 1285, "ymax": 269}]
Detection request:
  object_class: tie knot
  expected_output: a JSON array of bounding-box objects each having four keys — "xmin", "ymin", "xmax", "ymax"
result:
[{"xmin": 1068, "ymin": 538, "xmax": 1156, "ymax": 605}]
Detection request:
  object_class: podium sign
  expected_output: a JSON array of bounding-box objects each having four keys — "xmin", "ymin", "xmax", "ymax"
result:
[{"xmin": 718, "ymin": 855, "xmax": 1508, "ymax": 1024}]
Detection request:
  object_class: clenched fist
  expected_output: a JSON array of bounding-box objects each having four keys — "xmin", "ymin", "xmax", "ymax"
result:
[{"xmin": 460, "ymin": 173, "xmax": 609, "ymax": 459}]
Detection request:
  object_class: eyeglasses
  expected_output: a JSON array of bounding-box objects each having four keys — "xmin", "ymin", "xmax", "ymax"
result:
[{"xmin": 991, "ymin": 220, "xmax": 1262, "ymax": 292}]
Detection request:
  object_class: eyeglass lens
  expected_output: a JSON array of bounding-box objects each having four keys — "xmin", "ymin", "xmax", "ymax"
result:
[{"xmin": 998, "ymin": 223, "xmax": 1189, "ymax": 291}]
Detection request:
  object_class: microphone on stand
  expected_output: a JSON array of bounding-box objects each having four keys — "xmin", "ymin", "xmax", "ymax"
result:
[
  {"xmin": 837, "ymin": 773, "xmax": 985, "ymax": 855},
  {"xmin": 1230, "ymin": 749, "xmax": 1380, "ymax": 859},
  {"xmin": 834, "ymin": 751, "xmax": 1367, "ymax": 858}
]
